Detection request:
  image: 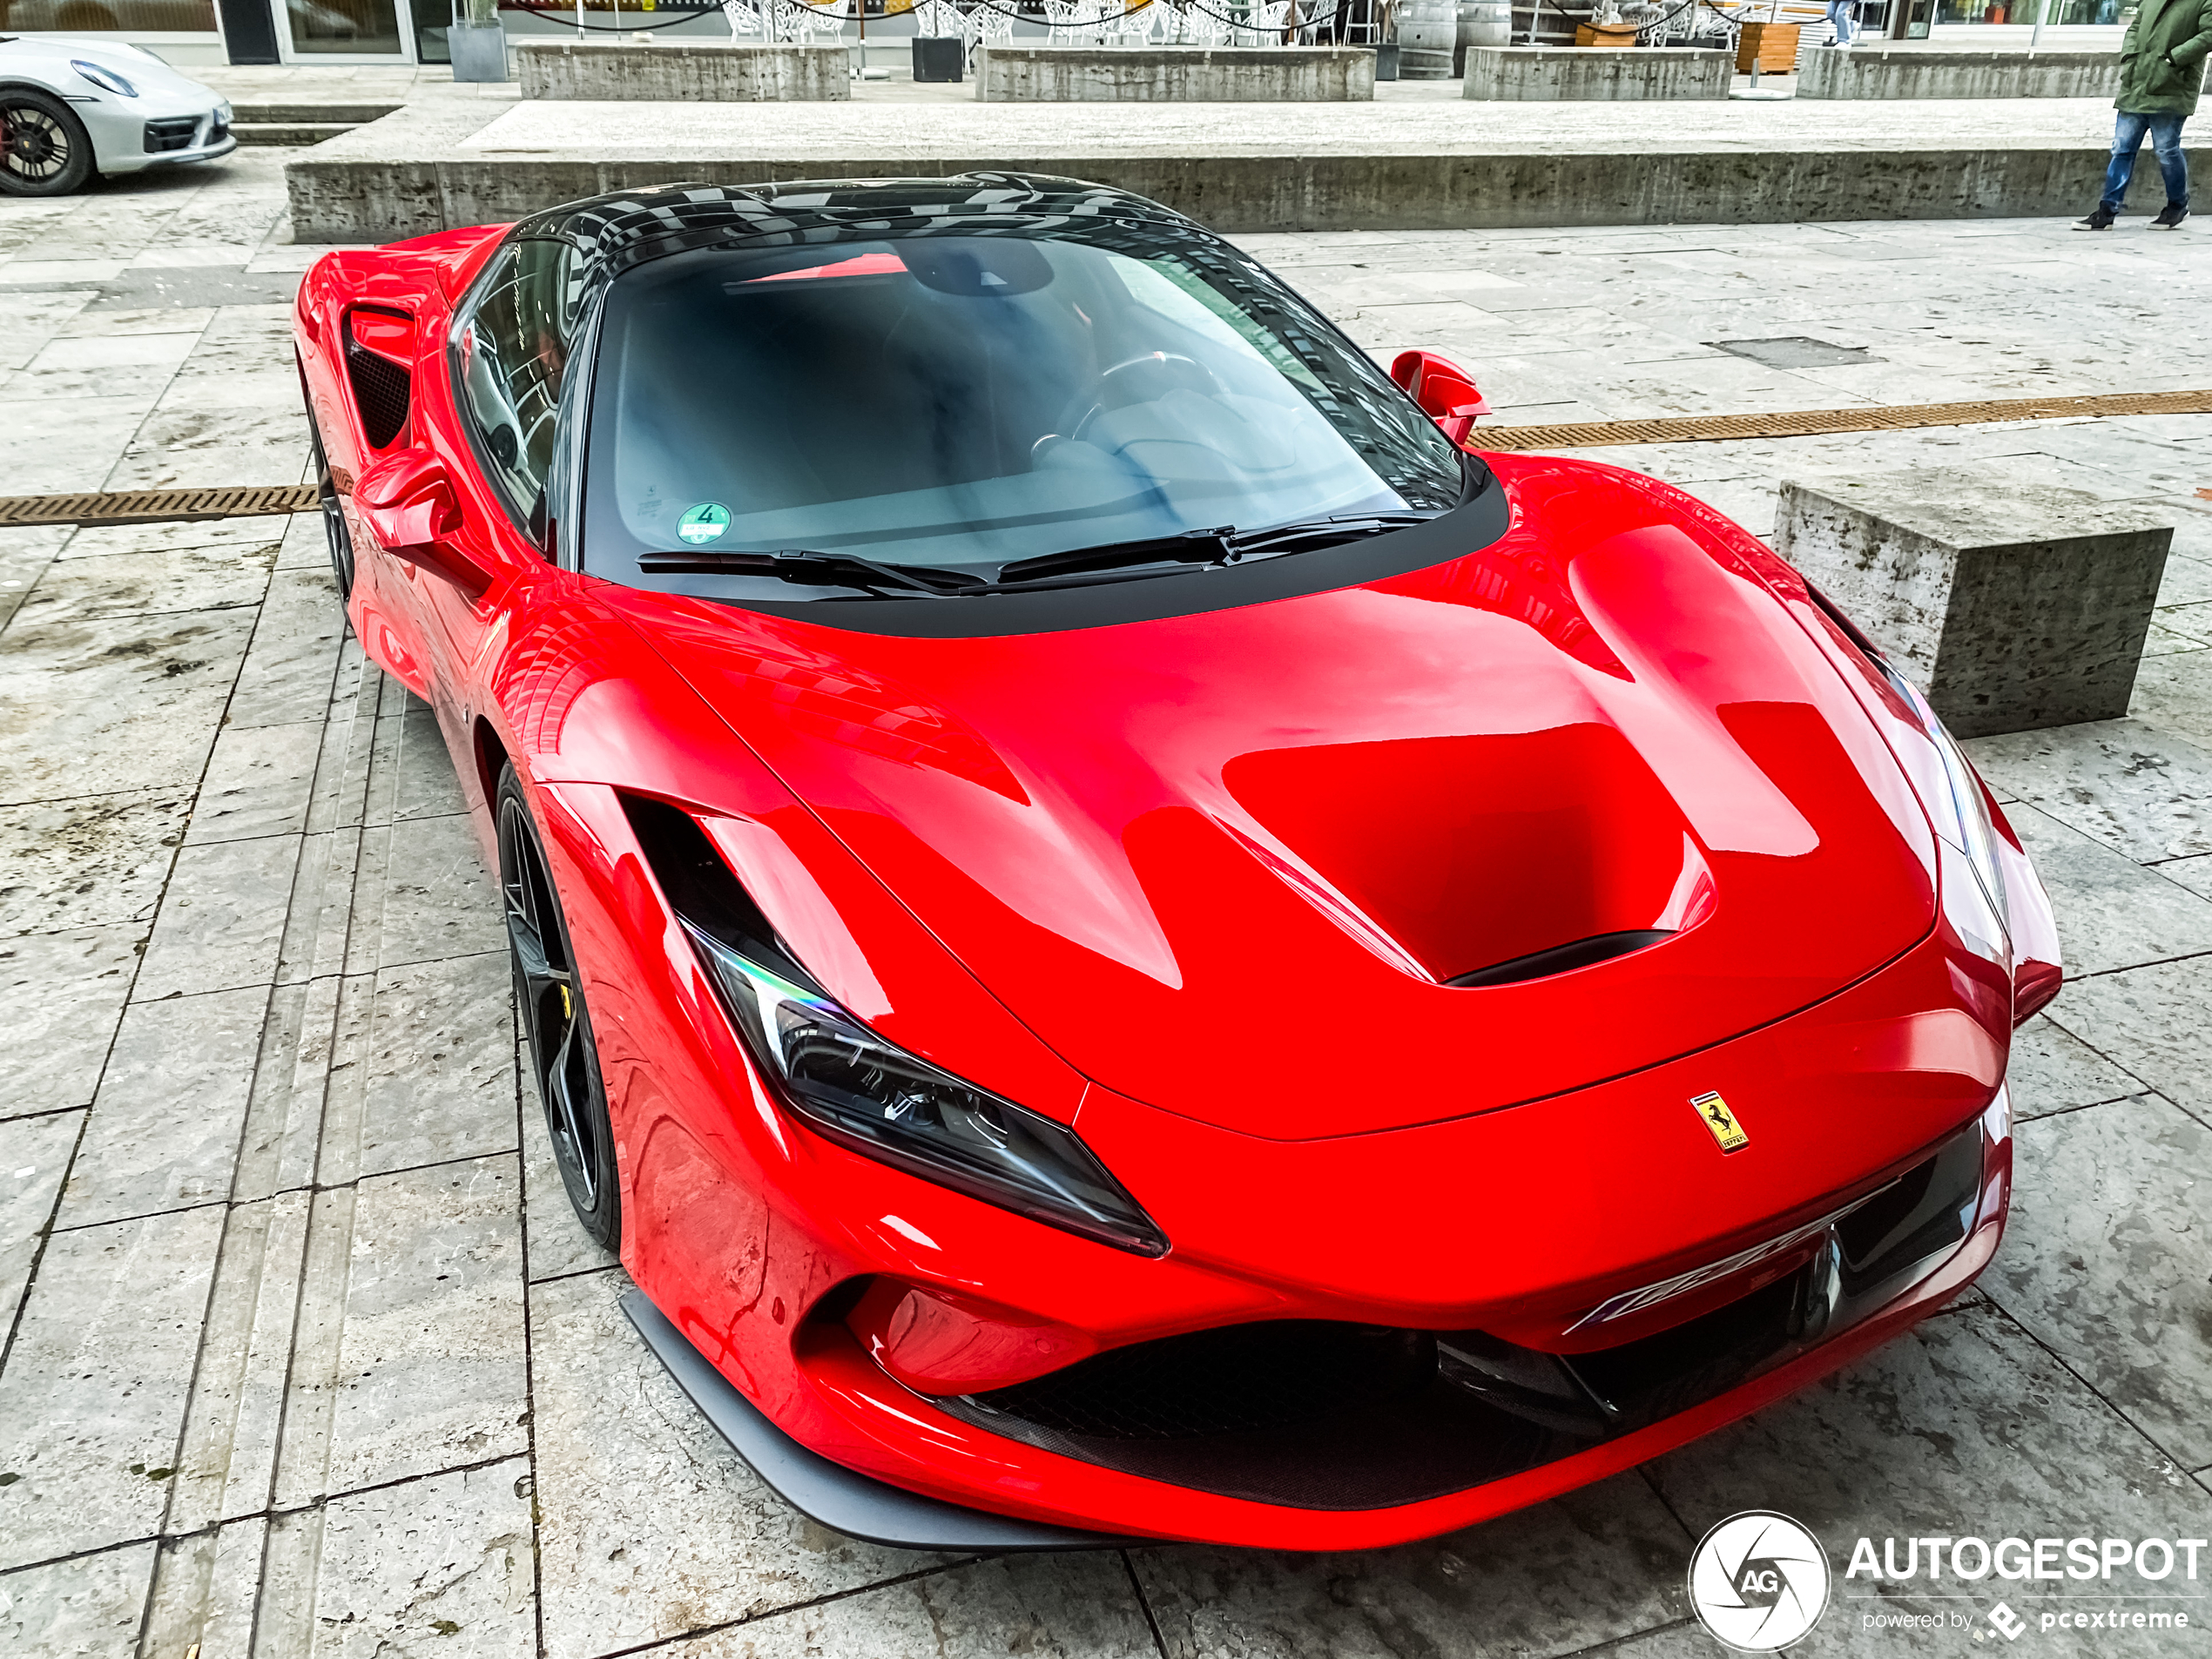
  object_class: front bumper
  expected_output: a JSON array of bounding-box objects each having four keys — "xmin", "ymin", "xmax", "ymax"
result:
[
  {"xmin": 76, "ymin": 94, "xmax": 234, "ymax": 176},
  {"xmin": 632, "ymin": 1092, "xmax": 2008, "ymax": 1552}
]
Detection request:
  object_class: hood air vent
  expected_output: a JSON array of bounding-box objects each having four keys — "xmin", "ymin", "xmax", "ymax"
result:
[{"xmin": 1447, "ymin": 928, "xmax": 1676, "ymax": 988}]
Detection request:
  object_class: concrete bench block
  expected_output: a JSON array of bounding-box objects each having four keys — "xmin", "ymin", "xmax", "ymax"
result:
[
  {"xmin": 1461, "ymin": 44, "xmax": 1732, "ymax": 100},
  {"xmin": 515, "ymin": 40, "xmax": 850, "ymax": 101},
  {"xmin": 1774, "ymin": 472, "xmax": 2171, "ymax": 738},
  {"xmin": 1797, "ymin": 44, "xmax": 2121, "ymax": 99},
  {"xmin": 976, "ymin": 45, "xmax": 1376, "ymax": 101}
]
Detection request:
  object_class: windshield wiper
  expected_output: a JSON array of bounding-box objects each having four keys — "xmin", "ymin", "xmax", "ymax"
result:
[
  {"xmin": 1222, "ymin": 511, "xmax": 1441, "ymax": 556},
  {"xmin": 636, "ymin": 547, "xmax": 981, "ymax": 598},
  {"xmin": 973, "ymin": 513, "xmax": 1440, "ymax": 594}
]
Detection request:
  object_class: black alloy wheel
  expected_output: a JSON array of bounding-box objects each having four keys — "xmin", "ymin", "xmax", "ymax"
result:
[
  {"xmin": 0, "ymin": 90, "xmax": 94, "ymax": 197},
  {"xmin": 306, "ymin": 402, "xmax": 356, "ymax": 607},
  {"xmin": 497, "ymin": 765, "xmax": 622, "ymax": 1246}
]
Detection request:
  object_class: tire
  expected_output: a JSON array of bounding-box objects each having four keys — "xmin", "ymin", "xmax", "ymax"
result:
[
  {"xmin": 0, "ymin": 88, "xmax": 96, "ymax": 198},
  {"xmin": 497, "ymin": 765, "xmax": 623, "ymax": 1247},
  {"xmin": 304, "ymin": 392, "xmax": 356, "ymax": 608}
]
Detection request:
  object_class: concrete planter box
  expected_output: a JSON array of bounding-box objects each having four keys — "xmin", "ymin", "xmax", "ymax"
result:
[
  {"xmin": 1798, "ymin": 44, "xmax": 2121, "ymax": 98},
  {"xmin": 448, "ymin": 19, "xmax": 509, "ymax": 84},
  {"xmin": 515, "ymin": 39, "xmax": 850, "ymax": 101},
  {"xmin": 1775, "ymin": 471, "xmax": 2171, "ymax": 738},
  {"xmin": 1461, "ymin": 44, "xmax": 1731, "ymax": 99},
  {"xmin": 976, "ymin": 45, "xmax": 1376, "ymax": 101}
]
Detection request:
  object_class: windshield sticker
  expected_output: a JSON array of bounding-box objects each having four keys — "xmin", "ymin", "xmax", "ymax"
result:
[{"xmin": 677, "ymin": 502, "xmax": 731, "ymax": 545}]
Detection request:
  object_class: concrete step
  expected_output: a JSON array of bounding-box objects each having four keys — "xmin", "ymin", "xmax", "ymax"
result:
[
  {"xmin": 233, "ymin": 122, "xmax": 360, "ymax": 145},
  {"xmin": 227, "ymin": 101, "xmax": 398, "ymax": 147}
]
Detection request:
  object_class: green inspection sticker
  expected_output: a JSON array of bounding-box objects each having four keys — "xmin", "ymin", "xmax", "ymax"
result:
[{"xmin": 677, "ymin": 502, "xmax": 731, "ymax": 545}]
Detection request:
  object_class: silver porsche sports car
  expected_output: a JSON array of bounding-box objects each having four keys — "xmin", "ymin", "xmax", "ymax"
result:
[{"xmin": 1, "ymin": 34, "xmax": 233, "ymax": 196}]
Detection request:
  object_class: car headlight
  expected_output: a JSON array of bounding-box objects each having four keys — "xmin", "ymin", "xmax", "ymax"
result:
[
  {"xmin": 681, "ymin": 920, "xmax": 1169, "ymax": 1258},
  {"xmin": 216, "ymin": 98, "xmax": 233, "ymax": 122},
  {"xmin": 71, "ymin": 59, "xmax": 138, "ymax": 97}
]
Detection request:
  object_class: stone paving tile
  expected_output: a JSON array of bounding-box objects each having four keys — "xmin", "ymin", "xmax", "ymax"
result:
[
  {"xmin": 2161, "ymin": 853, "xmax": 2212, "ymax": 901},
  {"xmin": 165, "ymin": 1190, "xmax": 309, "ymax": 1533},
  {"xmin": 2050, "ymin": 956, "xmax": 2212, "ymax": 1127},
  {"xmin": 0, "ymin": 791, "xmax": 187, "ymax": 941},
  {"xmin": 1993, "ymin": 1094, "xmax": 2212, "ymax": 1473},
  {"xmin": 258, "ymin": 1460, "xmax": 535, "ymax": 1659},
  {"xmin": 529, "ymin": 1268, "xmax": 948, "ymax": 1659},
  {"xmin": 132, "ymin": 833, "xmax": 300, "ymax": 1002},
  {"xmin": 0, "ymin": 1113, "xmax": 78, "ymax": 1342},
  {"xmin": 0, "ymin": 609, "xmax": 256, "ymax": 806},
  {"xmin": 2006, "ymin": 1012, "xmax": 2149, "ymax": 1123},
  {"xmin": 1650, "ymin": 1301, "xmax": 2212, "ymax": 1645},
  {"xmin": 0, "ymin": 1204, "xmax": 224, "ymax": 1568},
  {"xmin": 670, "ymin": 1554, "xmax": 1159, "ymax": 1658},
  {"xmin": 1964, "ymin": 718, "xmax": 2212, "ymax": 865},
  {"xmin": 323, "ymin": 1155, "xmax": 529, "ymax": 1496},
  {"xmin": 347, "ymin": 953, "xmax": 519, "ymax": 1181},
  {"xmin": 371, "ymin": 811, "xmax": 506, "ymax": 972},
  {"xmin": 57, "ymin": 985, "xmax": 264, "ymax": 1231},
  {"xmin": 185, "ymin": 718, "xmax": 327, "ymax": 846},
  {"xmin": 142, "ymin": 1516, "xmax": 264, "ymax": 1659},
  {"xmin": 2000, "ymin": 803, "xmax": 2212, "ymax": 978},
  {"xmin": 0, "ymin": 1540, "xmax": 156, "ymax": 1659},
  {"xmin": 2132, "ymin": 648, "xmax": 2212, "ymax": 757},
  {"xmin": 1133, "ymin": 1474, "xmax": 1691, "ymax": 1659},
  {"xmin": 0, "ymin": 396, "xmax": 164, "ymax": 496},
  {"xmin": 10, "ymin": 542, "xmax": 277, "ymax": 626},
  {"xmin": 226, "ymin": 566, "xmax": 347, "ymax": 732},
  {"xmin": 2, "ymin": 927, "xmax": 139, "ymax": 1117}
]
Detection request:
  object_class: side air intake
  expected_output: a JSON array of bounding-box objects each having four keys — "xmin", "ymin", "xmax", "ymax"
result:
[{"xmin": 344, "ymin": 310, "xmax": 412, "ymax": 451}]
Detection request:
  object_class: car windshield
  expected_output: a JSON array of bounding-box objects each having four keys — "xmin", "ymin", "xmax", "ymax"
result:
[{"xmin": 579, "ymin": 224, "xmax": 1469, "ymax": 601}]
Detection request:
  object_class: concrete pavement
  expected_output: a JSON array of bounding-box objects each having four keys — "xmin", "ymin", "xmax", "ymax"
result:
[{"xmin": 3, "ymin": 150, "xmax": 2211, "ymax": 1658}]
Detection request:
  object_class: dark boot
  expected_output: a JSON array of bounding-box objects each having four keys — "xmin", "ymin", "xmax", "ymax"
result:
[
  {"xmin": 2153, "ymin": 202, "xmax": 2191, "ymax": 228},
  {"xmin": 2074, "ymin": 205, "xmax": 2119, "ymax": 230}
]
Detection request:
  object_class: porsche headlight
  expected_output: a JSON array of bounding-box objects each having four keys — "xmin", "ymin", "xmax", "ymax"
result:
[
  {"xmin": 71, "ymin": 59, "xmax": 138, "ymax": 96},
  {"xmin": 683, "ymin": 920, "xmax": 1168, "ymax": 1258}
]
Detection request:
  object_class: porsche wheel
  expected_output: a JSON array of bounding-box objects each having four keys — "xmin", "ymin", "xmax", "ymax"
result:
[
  {"xmin": 306, "ymin": 405, "xmax": 356, "ymax": 608},
  {"xmin": 498, "ymin": 765, "xmax": 622, "ymax": 1247},
  {"xmin": 0, "ymin": 89, "xmax": 94, "ymax": 198}
]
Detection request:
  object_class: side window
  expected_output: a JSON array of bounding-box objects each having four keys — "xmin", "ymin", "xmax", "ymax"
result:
[{"xmin": 456, "ymin": 238, "xmax": 576, "ymax": 537}]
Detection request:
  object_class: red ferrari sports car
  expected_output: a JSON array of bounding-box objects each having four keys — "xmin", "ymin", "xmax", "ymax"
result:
[{"xmin": 294, "ymin": 173, "xmax": 2060, "ymax": 1553}]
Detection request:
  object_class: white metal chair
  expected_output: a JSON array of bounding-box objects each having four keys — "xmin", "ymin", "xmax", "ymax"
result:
[
  {"xmin": 1236, "ymin": 0, "xmax": 1288, "ymax": 42},
  {"xmin": 967, "ymin": 2, "xmax": 1014, "ymax": 62},
  {"xmin": 771, "ymin": 0, "xmax": 826, "ymax": 41},
  {"xmin": 909, "ymin": 0, "xmax": 962, "ymax": 34},
  {"xmin": 1178, "ymin": 3, "xmax": 1231, "ymax": 42},
  {"xmin": 720, "ymin": 0, "xmax": 764, "ymax": 37}
]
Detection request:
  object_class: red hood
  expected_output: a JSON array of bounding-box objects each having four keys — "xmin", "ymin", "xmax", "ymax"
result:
[{"xmin": 610, "ymin": 456, "xmax": 1938, "ymax": 1140}]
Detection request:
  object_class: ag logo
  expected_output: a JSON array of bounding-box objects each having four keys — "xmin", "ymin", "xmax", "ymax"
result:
[{"xmin": 1687, "ymin": 1510, "xmax": 1831, "ymax": 1651}]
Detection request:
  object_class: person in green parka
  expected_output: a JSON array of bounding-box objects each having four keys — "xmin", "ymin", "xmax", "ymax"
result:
[{"xmin": 2077, "ymin": 0, "xmax": 2212, "ymax": 229}]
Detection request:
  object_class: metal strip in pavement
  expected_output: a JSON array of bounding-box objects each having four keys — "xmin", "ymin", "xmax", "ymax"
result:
[
  {"xmin": 3, "ymin": 388, "xmax": 2208, "ymax": 531},
  {"xmin": 0, "ymin": 484, "xmax": 317, "ymax": 529},
  {"xmin": 1472, "ymin": 388, "xmax": 2212, "ymax": 452}
]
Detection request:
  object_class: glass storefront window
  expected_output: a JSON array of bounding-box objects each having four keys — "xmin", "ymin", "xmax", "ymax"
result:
[{"xmin": 0, "ymin": 0, "xmax": 217, "ymax": 27}]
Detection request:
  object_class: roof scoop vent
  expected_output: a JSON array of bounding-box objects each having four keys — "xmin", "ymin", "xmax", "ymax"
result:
[{"xmin": 1447, "ymin": 928, "xmax": 1676, "ymax": 989}]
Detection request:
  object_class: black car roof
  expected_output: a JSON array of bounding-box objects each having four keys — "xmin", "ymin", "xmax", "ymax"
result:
[{"xmin": 509, "ymin": 172, "xmax": 1206, "ymax": 287}]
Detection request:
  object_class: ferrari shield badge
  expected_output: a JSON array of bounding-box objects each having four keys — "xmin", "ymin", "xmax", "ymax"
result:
[{"xmin": 1691, "ymin": 1091, "xmax": 1750, "ymax": 1153}]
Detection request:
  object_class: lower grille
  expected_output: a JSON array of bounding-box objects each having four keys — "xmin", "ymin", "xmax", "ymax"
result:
[
  {"xmin": 935, "ymin": 1118, "xmax": 1987, "ymax": 1511},
  {"xmin": 143, "ymin": 116, "xmax": 199, "ymax": 154}
]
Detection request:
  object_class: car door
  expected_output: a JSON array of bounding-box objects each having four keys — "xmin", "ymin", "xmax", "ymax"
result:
[{"xmin": 428, "ymin": 236, "xmax": 581, "ymax": 811}]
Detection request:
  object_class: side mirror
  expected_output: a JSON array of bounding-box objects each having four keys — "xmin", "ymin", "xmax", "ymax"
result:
[
  {"xmin": 355, "ymin": 449, "xmax": 494, "ymax": 597},
  {"xmin": 1391, "ymin": 350, "xmax": 1491, "ymax": 448}
]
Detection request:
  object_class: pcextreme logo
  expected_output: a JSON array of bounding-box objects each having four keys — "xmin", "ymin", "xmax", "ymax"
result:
[{"xmin": 1689, "ymin": 1511, "xmax": 1832, "ymax": 1651}]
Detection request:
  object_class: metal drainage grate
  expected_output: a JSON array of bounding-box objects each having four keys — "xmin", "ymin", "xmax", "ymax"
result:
[
  {"xmin": 1475, "ymin": 388, "xmax": 2212, "ymax": 453},
  {"xmin": 0, "ymin": 484, "xmax": 316, "ymax": 529}
]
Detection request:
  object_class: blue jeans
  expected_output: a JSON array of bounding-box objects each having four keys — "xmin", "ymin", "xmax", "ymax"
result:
[
  {"xmin": 2102, "ymin": 111, "xmax": 2189, "ymax": 212},
  {"xmin": 1826, "ymin": 0, "xmax": 1853, "ymax": 40}
]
